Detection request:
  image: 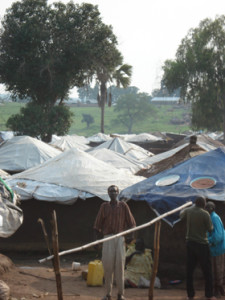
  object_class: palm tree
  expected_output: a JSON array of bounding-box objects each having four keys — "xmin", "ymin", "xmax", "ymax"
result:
[{"xmin": 96, "ymin": 63, "xmax": 132, "ymax": 133}]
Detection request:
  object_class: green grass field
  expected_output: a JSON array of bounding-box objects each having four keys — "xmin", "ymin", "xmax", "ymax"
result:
[{"xmin": 0, "ymin": 101, "xmax": 192, "ymax": 136}]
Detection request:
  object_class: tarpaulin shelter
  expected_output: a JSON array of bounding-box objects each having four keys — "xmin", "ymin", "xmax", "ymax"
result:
[
  {"xmin": 49, "ymin": 135, "xmax": 90, "ymax": 151},
  {"xmin": 87, "ymin": 137, "xmax": 154, "ymax": 162},
  {"xmin": 119, "ymin": 147, "xmax": 225, "ymax": 226},
  {"xmin": 6, "ymin": 148, "xmax": 144, "ymax": 203},
  {"xmin": 137, "ymin": 135, "xmax": 217, "ymax": 177},
  {"xmin": 2, "ymin": 148, "xmax": 144, "ymax": 251},
  {"xmin": 0, "ymin": 136, "xmax": 61, "ymax": 173},
  {"xmin": 88, "ymin": 148, "xmax": 146, "ymax": 175}
]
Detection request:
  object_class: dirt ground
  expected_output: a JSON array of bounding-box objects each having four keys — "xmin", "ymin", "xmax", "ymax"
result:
[{"xmin": 0, "ymin": 253, "xmax": 208, "ymax": 300}]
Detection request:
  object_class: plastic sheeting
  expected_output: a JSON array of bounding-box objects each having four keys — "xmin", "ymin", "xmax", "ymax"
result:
[
  {"xmin": 0, "ymin": 136, "xmax": 61, "ymax": 172},
  {"xmin": 50, "ymin": 135, "xmax": 90, "ymax": 151},
  {"xmin": 89, "ymin": 148, "xmax": 146, "ymax": 174},
  {"xmin": 0, "ymin": 179, "xmax": 23, "ymax": 238},
  {"xmin": 119, "ymin": 147, "xmax": 225, "ymax": 226},
  {"xmin": 6, "ymin": 148, "xmax": 145, "ymax": 202},
  {"xmin": 87, "ymin": 137, "xmax": 154, "ymax": 161},
  {"xmin": 0, "ymin": 199, "xmax": 23, "ymax": 238}
]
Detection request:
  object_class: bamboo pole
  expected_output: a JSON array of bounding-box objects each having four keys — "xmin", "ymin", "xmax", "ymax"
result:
[
  {"xmin": 51, "ymin": 210, "xmax": 63, "ymax": 300},
  {"xmin": 39, "ymin": 201, "xmax": 192, "ymax": 264},
  {"xmin": 38, "ymin": 218, "xmax": 52, "ymax": 255},
  {"xmin": 149, "ymin": 221, "xmax": 161, "ymax": 300}
]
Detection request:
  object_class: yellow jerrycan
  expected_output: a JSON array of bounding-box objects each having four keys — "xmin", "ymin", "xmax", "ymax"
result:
[{"xmin": 87, "ymin": 260, "xmax": 104, "ymax": 286}]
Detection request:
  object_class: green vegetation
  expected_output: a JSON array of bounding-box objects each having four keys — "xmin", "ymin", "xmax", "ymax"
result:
[
  {"xmin": 0, "ymin": 0, "xmax": 123, "ymax": 141},
  {"xmin": 113, "ymin": 93, "xmax": 155, "ymax": 134},
  {"xmin": 0, "ymin": 102, "xmax": 191, "ymax": 137},
  {"xmin": 162, "ymin": 15, "xmax": 225, "ymax": 141},
  {"xmin": 7, "ymin": 102, "xmax": 73, "ymax": 141}
]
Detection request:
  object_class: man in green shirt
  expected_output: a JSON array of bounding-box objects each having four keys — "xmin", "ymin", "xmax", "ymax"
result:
[{"xmin": 180, "ymin": 196, "xmax": 216, "ymax": 300}]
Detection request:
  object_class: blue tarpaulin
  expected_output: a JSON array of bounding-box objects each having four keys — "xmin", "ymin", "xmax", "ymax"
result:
[{"xmin": 119, "ymin": 147, "xmax": 225, "ymax": 226}]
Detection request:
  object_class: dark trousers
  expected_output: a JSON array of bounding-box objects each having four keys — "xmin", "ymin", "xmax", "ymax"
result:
[{"xmin": 186, "ymin": 240, "xmax": 213, "ymax": 298}]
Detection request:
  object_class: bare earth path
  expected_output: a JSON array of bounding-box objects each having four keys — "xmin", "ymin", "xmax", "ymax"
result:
[{"xmin": 0, "ymin": 253, "xmax": 207, "ymax": 300}]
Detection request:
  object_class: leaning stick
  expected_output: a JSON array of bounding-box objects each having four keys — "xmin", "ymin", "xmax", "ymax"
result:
[
  {"xmin": 38, "ymin": 218, "xmax": 52, "ymax": 255},
  {"xmin": 39, "ymin": 201, "xmax": 192, "ymax": 264},
  {"xmin": 51, "ymin": 210, "xmax": 63, "ymax": 300}
]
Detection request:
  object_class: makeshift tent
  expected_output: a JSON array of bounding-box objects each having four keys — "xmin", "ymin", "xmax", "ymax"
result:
[
  {"xmin": 137, "ymin": 135, "xmax": 218, "ymax": 177},
  {"xmin": 172, "ymin": 133, "xmax": 223, "ymax": 149},
  {"xmin": 87, "ymin": 133, "xmax": 112, "ymax": 143},
  {"xmin": 119, "ymin": 147, "xmax": 225, "ymax": 226},
  {"xmin": 0, "ymin": 131, "xmax": 14, "ymax": 141},
  {"xmin": 89, "ymin": 148, "xmax": 146, "ymax": 174},
  {"xmin": 87, "ymin": 137, "xmax": 154, "ymax": 162},
  {"xmin": 111, "ymin": 133, "xmax": 162, "ymax": 142},
  {"xmin": 0, "ymin": 136, "xmax": 61, "ymax": 173},
  {"xmin": 6, "ymin": 148, "xmax": 144, "ymax": 203},
  {"xmin": 2, "ymin": 148, "xmax": 144, "ymax": 251},
  {"xmin": 49, "ymin": 135, "xmax": 90, "ymax": 151}
]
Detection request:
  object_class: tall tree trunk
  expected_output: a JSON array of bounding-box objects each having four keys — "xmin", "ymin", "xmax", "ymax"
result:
[
  {"xmin": 100, "ymin": 83, "xmax": 107, "ymax": 133},
  {"xmin": 128, "ymin": 121, "xmax": 132, "ymax": 134},
  {"xmin": 101, "ymin": 103, "xmax": 105, "ymax": 133}
]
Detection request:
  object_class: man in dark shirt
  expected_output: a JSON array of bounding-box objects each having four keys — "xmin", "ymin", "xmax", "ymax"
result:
[
  {"xmin": 94, "ymin": 185, "xmax": 136, "ymax": 300},
  {"xmin": 180, "ymin": 196, "xmax": 216, "ymax": 300}
]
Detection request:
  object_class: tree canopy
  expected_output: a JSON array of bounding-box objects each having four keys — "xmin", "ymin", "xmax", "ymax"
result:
[
  {"xmin": 0, "ymin": 0, "xmax": 121, "ymax": 140},
  {"xmin": 162, "ymin": 15, "xmax": 225, "ymax": 139},
  {"xmin": 113, "ymin": 93, "xmax": 154, "ymax": 134},
  {"xmin": 95, "ymin": 57, "xmax": 132, "ymax": 133},
  {"xmin": 81, "ymin": 113, "xmax": 94, "ymax": 128},
  {"xmin": 6, "ymin": 102, "xmax": 73, "ymax": 141}
]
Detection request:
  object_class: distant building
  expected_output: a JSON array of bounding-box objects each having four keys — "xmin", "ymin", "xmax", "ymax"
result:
[{"xmin": 151, "ymin": 96, "xmax": 180, "ymax": 105}]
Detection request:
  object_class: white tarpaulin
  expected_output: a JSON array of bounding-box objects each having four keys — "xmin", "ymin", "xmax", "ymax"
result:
[
  {"xmin": 0, "ymin": 180, "xmax": 23, "ymax": 238},
  {"xmin": 87, "ymin": 137, "xmax": 154, "ymax": 161},
  {"xmin": 113, "ymin": 133, "xmax": 163, "ymax": 142},
  {"xmin": 6, "ymin": 148, "xmax": 145, "ymax": 203},
  {"xmin": 89, "ymin": 148, "xmax": 146, "ymax": 174},
  {"xmin": 50, "ymin": 135, "xmax": 90, "ymax": 151},
  {"xmin": 87, "ymin": 133, "xmax": 112, "ymax": 143},
  {"xmin": 0, "ymin": 136, "xmax": 61, "ymax": 172},
  {"xmin": 0, "ymin": 169, "xmax": 10, "ymax": 179},
  {"xmin": 0, "ymin": 200, "xmax": 23, "ymax": 237}
]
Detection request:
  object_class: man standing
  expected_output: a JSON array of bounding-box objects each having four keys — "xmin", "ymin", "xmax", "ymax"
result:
[
  {"xmin": 180, "ymin": 196, "xmax": 216, "ymax": 300},
  {"xmin": 94, "ymin": 185, "xmax": 136, "ymax": 300},
  {"xmin": 205, "ymin": 201, "xmax": 225, "ymax": 297}
]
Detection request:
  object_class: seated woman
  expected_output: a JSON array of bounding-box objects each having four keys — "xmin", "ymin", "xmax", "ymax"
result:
[{"xmin": 124, "ymin": 238, "xmax": 153, "ymax": 288}]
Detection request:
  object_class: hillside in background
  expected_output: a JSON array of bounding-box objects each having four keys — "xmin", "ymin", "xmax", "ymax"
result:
[{"xmin": 0, "ymin": 101, "xmax": 191, "ymax": 136}]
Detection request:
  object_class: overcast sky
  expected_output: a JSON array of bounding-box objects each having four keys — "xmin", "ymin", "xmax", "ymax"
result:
[{"xmin": 0, "ymin": 0, "xmax": 224, "ymax": 96}]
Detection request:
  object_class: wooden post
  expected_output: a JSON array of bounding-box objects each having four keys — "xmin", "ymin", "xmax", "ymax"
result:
[
  {"xmin": 38, "ymin": 218, "xmax": 52, "ymax": 255},
  {"xmin": 51, "ymin": 210, "xmax": 63, "ymax": 300},
  {"xmin": 149, "ymin": 221, "xmax": 161, "ymax": 300}
]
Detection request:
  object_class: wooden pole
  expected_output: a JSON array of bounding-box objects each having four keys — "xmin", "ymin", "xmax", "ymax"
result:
[
  {"xmin": 38, "ymin": 218, "xmax": 52, "ymax": 255},
  {"xmin": 39, "ymin": 201, "xmax": 192, "ymax": 263},
  {"xmin": 148, "ymin": 221, "xmax": 161, "ymax": 300},
  {"xmin": 51, "ymin": 210, "xmax": 63, "ymax": 300}
]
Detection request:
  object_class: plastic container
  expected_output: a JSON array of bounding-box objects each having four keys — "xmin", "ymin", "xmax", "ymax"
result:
[
  {"xmin": 87, "ymin": 260, "xmax": 104, "ymax": 286},
  {"xmin": 72, "ymin": 262, "xmax": 81, "ymax": 271}
]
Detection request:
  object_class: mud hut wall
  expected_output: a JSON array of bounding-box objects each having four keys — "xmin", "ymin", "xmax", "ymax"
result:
[
  {"xmin": 1, "ymin": 198, "xmax": 225, "ymax": 271},
  {"xmin": 0, "ymin": 197, "xmax": 104, "ymax": 252}
]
